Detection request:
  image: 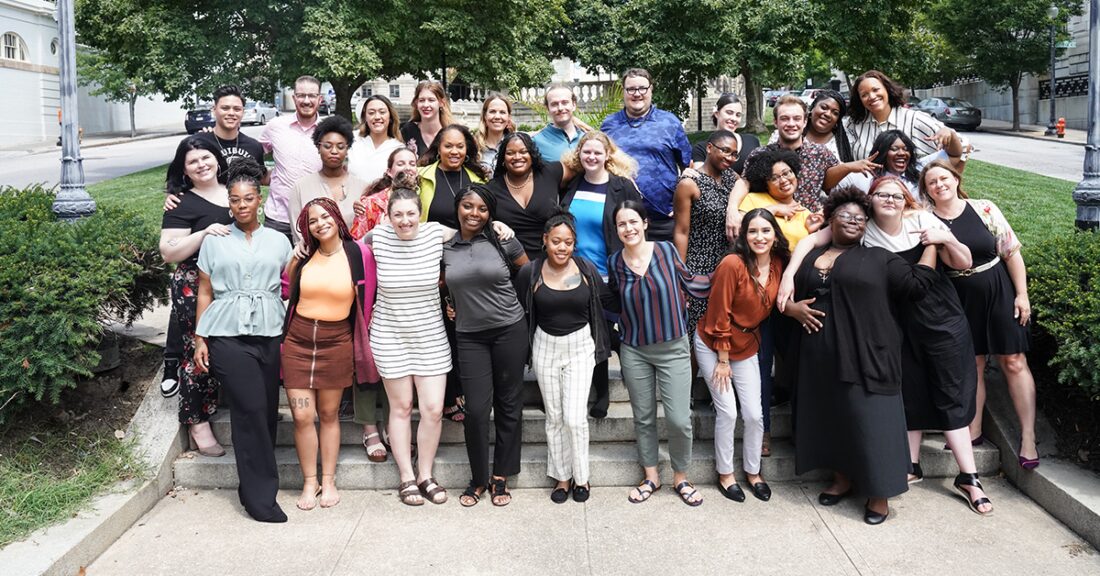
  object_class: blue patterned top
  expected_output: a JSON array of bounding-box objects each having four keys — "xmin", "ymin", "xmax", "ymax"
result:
[
  {"xmin": 608, "ymin": 241, "xmax": 710, "ymax": 347},
  {"xmin": 601, "ymin": 107, "xmax": 692, "ymax": 218}
]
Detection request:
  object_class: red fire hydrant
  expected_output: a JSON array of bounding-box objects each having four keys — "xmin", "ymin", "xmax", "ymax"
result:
[{"xmin": 1057, "ymin": 118, "xmax": 1066, "ymax": 138}]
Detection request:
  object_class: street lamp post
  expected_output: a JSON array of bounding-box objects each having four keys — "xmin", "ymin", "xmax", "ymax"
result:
[
  {"xmin": 1045, "ymin": 4, "xmax": 1060, "ymax": 136},
  {"xmin": 51, "ymin": 0, "xmax": 96, "ymax": 220},
  {"xmin": 1074, "ymin": 0, "xmax": 1100, "ymax": 230}
]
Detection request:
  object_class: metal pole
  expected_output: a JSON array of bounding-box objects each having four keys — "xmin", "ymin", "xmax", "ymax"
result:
[
  {"xmin": 52, "ymin": 0, "xmax": 96, "ymax": 220},
  {"xmin": 441, "ymin": 50, "xmax": 447, "ymax": 92},
  {"xmin": 1073, "ymin": 0, "xmax": 1100, "ymax": 230},
  {"xmin": 1045, "ymin": 22, "xmax": 1058, "ymax": 135}
]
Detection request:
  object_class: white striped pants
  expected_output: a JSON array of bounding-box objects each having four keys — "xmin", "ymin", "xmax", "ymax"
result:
[
  {"xmin": 694, "ymin": 332, "xmax": 765, "ymax": 475},
  {"xmin": 532, "ymin": 326, "xmax": 596, "ymax": 485}
]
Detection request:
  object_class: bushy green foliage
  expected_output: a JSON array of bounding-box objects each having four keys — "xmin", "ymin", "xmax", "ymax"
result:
[
  {"xmin": 0, "ymin": 186, "xmax": 169, "ymax": 423},
  {"xmin": 1028, "ymin": 229, "xmax": 1100, "ymax": 402}
]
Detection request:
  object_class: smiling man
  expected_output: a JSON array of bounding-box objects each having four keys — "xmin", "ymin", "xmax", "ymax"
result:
[
  {"xmin": 531, "ymin": 84, "xmax": 589, "ymax": 162},
  {"xmin": 259, "ymin": 75, "xmax": 324, "ymax": 241},
  {"xmin": 196, "ymin": 85, "xmax": 265, "ymax": 167},
  {"xmin": 601, "ymin": 68, "xmax": 692, "ymax": 242}
]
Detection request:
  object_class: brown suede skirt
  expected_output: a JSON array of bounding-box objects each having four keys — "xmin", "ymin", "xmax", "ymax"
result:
[{"xmin": 282, "ymin": 314, "xmax": 353, "ymax": 390}]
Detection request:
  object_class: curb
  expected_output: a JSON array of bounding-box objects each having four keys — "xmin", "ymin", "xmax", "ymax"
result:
[
  {"xmin": 0, "ymin": 367, "xmax": 184, "ymax": 576},
  {"xmin": 984, "ymin": 366, "xmax": 1100, "ymax": 551},
  {"xmin": 1, "ymin": 131, "xmax": 185, "ymax": 158},
  {"xmin": 978, "ymin": 127, "xmax": 1087, "ymax": 148}
]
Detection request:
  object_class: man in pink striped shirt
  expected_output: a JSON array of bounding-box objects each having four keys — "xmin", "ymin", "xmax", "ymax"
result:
[{"xmin": 259, "ymin": 75, "xmax": 324, "ymax": 240}]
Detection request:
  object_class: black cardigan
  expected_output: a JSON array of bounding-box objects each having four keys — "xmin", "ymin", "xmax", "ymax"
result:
[
  {"xmin": 514, "ymin": 255, "xmax": 619, "ymax": 364},
  {"xmin": 792, "ymin": 244, "xmax": 937, "ymax": 395},
  {"xmin": 560, "ymin": 173, "xmax": 643, "ymax": 259}
]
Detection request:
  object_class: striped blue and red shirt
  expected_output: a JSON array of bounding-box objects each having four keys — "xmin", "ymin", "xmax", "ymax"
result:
[{"xmin": 608, "ymin": 241, "xmax": 710, "ymax": 348}]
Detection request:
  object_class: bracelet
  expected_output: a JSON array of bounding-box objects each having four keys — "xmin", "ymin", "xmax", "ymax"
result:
[{"xmin": 718, "ymin": 360, "xmax": 730, "ymax": 365}]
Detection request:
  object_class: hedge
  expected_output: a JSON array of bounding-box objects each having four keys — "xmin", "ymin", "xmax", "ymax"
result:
[{"xmin": 0, "ymin": 186, "xmax": 169, "ymax": 424}]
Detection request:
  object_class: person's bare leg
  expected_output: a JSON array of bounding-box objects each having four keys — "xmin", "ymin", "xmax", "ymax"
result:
[
  {"xmin": 969, "ymin": 355, "xmax": 987, "ymax": 442},
  {"xmin": 907, "ymin": 430, "xmax": 923, "ymax": 482},
  {"xmin": 999, "ymin": 353, "xmax": 1038, "ymax": 460},
  {"xmin": 317, "ymin": 389, "xmax": 344, "ymax": 507},
  {"xmin": 672, "ymin": 470, "xmax": 702, "ymax": 505},
  {"xmin": 628, "ymin": 465, "xmax": 662, "ymax": 501},
  {"xmin": 413, "ymin": 375, "xmax": 446, "ymax": 482},
  {"xmin": 383, "ymin": 376, "xmax": 417, "ymax": 483},
  {"xmin": 287, "ymin": 389, "xmax": 320, "ymax": 510}
]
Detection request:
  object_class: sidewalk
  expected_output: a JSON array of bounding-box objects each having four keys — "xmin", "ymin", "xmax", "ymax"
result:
[
  {"xmin": 978, "ymin": 118, "xmax": 1088, "ymax": 146},
  {"xmin": 0, "ymin": 125, "xmax": 185, "ymax": 159},
  {"xmin": 86, "ymin": 480, "xmax": 1099, "ymax": 575}
]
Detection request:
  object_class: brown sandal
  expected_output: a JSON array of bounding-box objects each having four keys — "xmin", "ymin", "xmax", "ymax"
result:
[
  {"xmin": 398, "ymin": 480, "xmax": 424, "ymax": 506},
  {"xmin": 418, "ymin": 477, "xmax": 448, "ymax": 505}
]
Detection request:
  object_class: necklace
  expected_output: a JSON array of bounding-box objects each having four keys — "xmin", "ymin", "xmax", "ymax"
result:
[
  {"xmin": 213, "ymin": 131, "xmax": 239, "ymax": 157},
  {"xmin": 625, "ymin": 109, "xmax": 650, "ymax": 129},
  {"xmin": 441, "ymin": 169, "xmax": 467, "ymax": 198},
  {"xmin": 505, "ymin": 171, "xmax": 532, "ymax": 190},
  {"xmin": 318, "ymin": 244, "xmax": 342, "ymax": 257}
]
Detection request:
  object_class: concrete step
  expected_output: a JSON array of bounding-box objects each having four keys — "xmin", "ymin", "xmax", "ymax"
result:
[
  {"xmin": 209, "ymin": 403, "xmax": 795, "ymax": 447},
  {"xmin": 173, "ymin": 436, "xmax": 1001, "ymax": 490}
]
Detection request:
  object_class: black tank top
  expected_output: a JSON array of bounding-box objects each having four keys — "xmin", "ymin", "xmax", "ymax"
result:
[{"xmin": 533, "ymin": 281, "xmax": 591, "ymax": 336}]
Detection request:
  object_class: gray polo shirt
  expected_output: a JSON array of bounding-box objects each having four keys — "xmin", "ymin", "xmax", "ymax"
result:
[{"xmin": 443, "ymin": 231, "xmax": 525, "ymax": 333}]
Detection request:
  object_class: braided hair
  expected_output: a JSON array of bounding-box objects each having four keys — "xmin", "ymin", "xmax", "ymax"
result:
[
  {"xmin": 224, "ymin": 157, "xmax": 264, "ymax": 194},
  {"xmin": 454, "ymin": 183, "xmax": 517, "ymax": 276},
  {"xmin": 295, "ymin": 196, "xmax": 354, "ymax": 258}
]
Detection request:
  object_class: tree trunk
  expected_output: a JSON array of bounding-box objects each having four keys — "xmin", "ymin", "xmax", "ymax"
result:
[
  {"xmin": 332, "ymin": 80, "xmax": 356, "ymax": 122},
  {"xmin": 128, "ymin": 93, "xmax": 136, "ymax": 138},
  {"xmin": 1010, "ymin": 76, "xmax": 1021, "ymax": 131},
  {"xmin": 741, "ymin": 63, "xmax": 766, "ymax": 135}
]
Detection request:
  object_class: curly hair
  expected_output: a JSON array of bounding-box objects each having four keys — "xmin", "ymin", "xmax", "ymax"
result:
[
  {"xmin": 493, "ymin": 132, "xmax": 546, "ymax": 177},
  {"xmin": 225, "ymin": 157, "xmax": 265, "ymax": 193},
  {"xmin": 561, "ymin": 131, "xmax": 638, "ymax": 178},
  {"xmin": 743, "ymin": 148, "xmax": 801, "ymax": 193},
  {"xmin": 312, "ymin": 115, "xmax": 355, "ymax": 148},
  {"xmin": 295, "ymin": 196, "xmax": 354, "ymax": 257},
  {"xmin": 822, "ymin": 185, "xmax": 872, "ymax": 221},
  {"xmin": 419, "ymin": 124, "xmax": 490, "ymax": 180}
]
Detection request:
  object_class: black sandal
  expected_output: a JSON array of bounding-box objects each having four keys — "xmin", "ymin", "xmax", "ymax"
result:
[
  {"xmin": 953, "ymin": 472, "xmax": 993, "ymax": 516},
  {"xmin": 443, "ymin": 403, "xmax": 466, "ymax": 423},
  {"xmin": 489, "ymin": 477, "xmax": 512, "ymax": 507},
  {"xmin": 460, "ymin": 481, "xmax": 484, "ymax": 508},
  {"xmin": 675, "ymin": 481, "xmax": 703, "ymax": 507}
]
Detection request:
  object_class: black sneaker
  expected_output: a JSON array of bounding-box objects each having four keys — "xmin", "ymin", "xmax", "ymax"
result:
[{"xmin": 160, "ymin": 359, "xmax": 180, "ymax": 398}]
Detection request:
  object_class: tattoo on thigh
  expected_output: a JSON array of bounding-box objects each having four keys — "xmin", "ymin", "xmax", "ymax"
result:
[{"xmin": 290, "ymin": 397, "xmax": 311, "ymax": 408}]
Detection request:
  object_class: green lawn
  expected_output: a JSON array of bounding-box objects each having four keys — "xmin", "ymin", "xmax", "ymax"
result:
[
  {"xmin": 962, "ymin": 160, "xmax": 1077, "ymax": 253},
  {"xmin": 87, "ymin": 165, "xmax": 167, "ymax": 229}
]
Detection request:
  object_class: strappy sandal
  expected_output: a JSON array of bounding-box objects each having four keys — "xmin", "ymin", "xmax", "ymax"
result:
[
  {"xmin": 675, "ymin": 480, "xmax": 703, "ymax": 507},
  {"xmin": 489, "ymin": 477, "xmax": 512, "ymax": 507},
  {"xmin": 443, "ymin": 403, "xmax": 466, "ymax": 423},
  {"xmin": 761, "ymin": 431, "xmax": 772, "ymax": 458},
  {"xmin": 628, "ymin": 479, "xmax": 660, "ymax": 504},
  {"xmin": 364, "ymin": 432, "xmax": 387, "ymax": 463},
  {"xmin": 460, "ymin": 481, "xmax": 484, "ymax": 508},
  {"xmin": 418, "ymin": 477, "xmax": 448, "ymax": 505},
  {"xmin": 953, "ymin": 472, "xmax": 993, "ymax": 516},
  {"xmin": 398, "ymin": 480, "xmax": 424, "ymax": 506}
]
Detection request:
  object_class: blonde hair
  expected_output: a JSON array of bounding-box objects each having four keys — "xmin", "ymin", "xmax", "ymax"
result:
[
  {"xmin": 408, "ymin": 81, "xmax": 454, "ymax": 127},
  {"xmin": 562, "ymin": 131, "xmax": 638, "ymax": 178},
  {"xmin": 918, "ymin": 160, "xmax": 967, "ymax": 206},
  {"xmin": 474, "ymin": 94, "xmax": 516, "ymax": 151}
]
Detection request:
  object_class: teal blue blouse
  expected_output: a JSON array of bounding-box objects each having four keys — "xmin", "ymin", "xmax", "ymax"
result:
[{"xmin": 196, "ymin": 224, "xmax": 292, "ymax": 337}]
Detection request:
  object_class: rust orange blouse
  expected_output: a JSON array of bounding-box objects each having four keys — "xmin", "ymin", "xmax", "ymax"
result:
[{"xmin": 697, "ymin": 254, "xmax": 783, "ymax": 361}]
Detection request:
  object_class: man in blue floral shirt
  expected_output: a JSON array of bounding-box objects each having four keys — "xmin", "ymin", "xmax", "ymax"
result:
[{"xmin": 602, "ymin": 68, "xmax": 692, "ymax": 241}]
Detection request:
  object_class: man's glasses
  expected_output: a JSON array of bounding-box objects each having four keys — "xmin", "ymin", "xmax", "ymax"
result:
[{"xmin": 625, "ymin": 86, "xmax": 651, "ymax": 96}]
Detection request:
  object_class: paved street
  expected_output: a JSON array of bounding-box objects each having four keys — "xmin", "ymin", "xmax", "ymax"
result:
[
  {"xmin": 0, "ymin": 126, "xmax": 264, "ymax": 190},
  {"xmin": 965, "ymin": 130, "xmax": 1085, "ymax": 182}
]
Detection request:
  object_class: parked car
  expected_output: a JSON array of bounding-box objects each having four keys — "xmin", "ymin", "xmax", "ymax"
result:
[
  {"xmin": 798, "ymin": 88, "xmax": 824, "ymax": 107},
  {"xmin": 917, "ymin": 97, "xmax": 982, "ymax": 130},
  {"xmin": 318, "ymin": 99, "xmax": 331, "ymax": 115},
  {"xmin": 241, "ymin": 101, "xmax": 279, "ymax": 125},
  {"xmin": 763, "ymin": 89, "xmax": 788, "ymax": 107},
  {"xmin": 184, "ymin": 108, "xmax": 214, "ymax": 134}
]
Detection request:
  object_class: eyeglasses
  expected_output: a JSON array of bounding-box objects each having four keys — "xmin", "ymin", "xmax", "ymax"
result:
[
  {"xmin": 768, "ymin": 169, "xmax": 796, "ymax": 182},
  {"xmin": 873, "ymin": 192, "xmax": 906, "ymax": 203},
  {"xmin": 625, "ymin": 85, "xmax": 651, "ymax": 96},
  {"xmin": 294, "ymin": 93, "xmax": 320, "ymax": 101},
  {"xmin": 833, "ymin": 212, "xmax": 868, "ymax": 224},
  {"xmin": 709, "ymin": 144, "xmax": 738, "ymax": 158},
  {"xmin": 320, "ymin": 142, "xmax": 348, "ymax": 151}
]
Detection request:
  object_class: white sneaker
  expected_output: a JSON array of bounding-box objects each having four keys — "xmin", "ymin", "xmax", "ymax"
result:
[{"xmin": 160, "ymin": 360, "xmax": 180, "ymax": 398}]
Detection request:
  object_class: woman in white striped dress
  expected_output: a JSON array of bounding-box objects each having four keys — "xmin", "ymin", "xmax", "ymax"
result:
[{"xmin": 370, "ymin": 186, "xmax": 514, "ymax": 506}]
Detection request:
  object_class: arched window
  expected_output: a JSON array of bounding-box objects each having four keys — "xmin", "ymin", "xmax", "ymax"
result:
[{"xmin": 3, "ymin": 32, "xmax": 29, "ymax": 62}]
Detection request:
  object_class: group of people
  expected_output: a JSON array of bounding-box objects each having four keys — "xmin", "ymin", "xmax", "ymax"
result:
[{"xmin": 158, "ymin": 67, "xmax": 1036, "ymax": 525}]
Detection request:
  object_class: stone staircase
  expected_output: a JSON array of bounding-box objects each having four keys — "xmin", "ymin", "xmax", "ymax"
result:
[{"xmin": 173, "ymin": 360, "xmax": 1002, "ymax": 489}]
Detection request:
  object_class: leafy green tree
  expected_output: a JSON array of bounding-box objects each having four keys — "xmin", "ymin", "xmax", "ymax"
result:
[
  {"xmin": 930, "ymin": 0, "xmax": 1082, "ymax": 130},
  {"xmin": 566, "ymin": 0, "xmax": 733, "ymax": 118},
  {"xmin": 76, "ymin": 50, "xmax": 153, "ymax": 137},
  {"xmin": 814, "ymin": 1, "xmax": 937, "ymax": 85}
]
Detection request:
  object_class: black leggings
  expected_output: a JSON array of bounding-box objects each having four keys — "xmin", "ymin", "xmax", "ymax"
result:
[
  {"xmin": 457, "ymin": 319, "xmax": 528, "ymax": 486},
  {"xmin": 208, "ymin": 335, "xmax": 284, "ymax": 522}
]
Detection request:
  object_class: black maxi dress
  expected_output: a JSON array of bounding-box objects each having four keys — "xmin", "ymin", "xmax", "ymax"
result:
[{"xmin": 792, "ymin": 244, "xmax": 937, "ymax": 498}]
